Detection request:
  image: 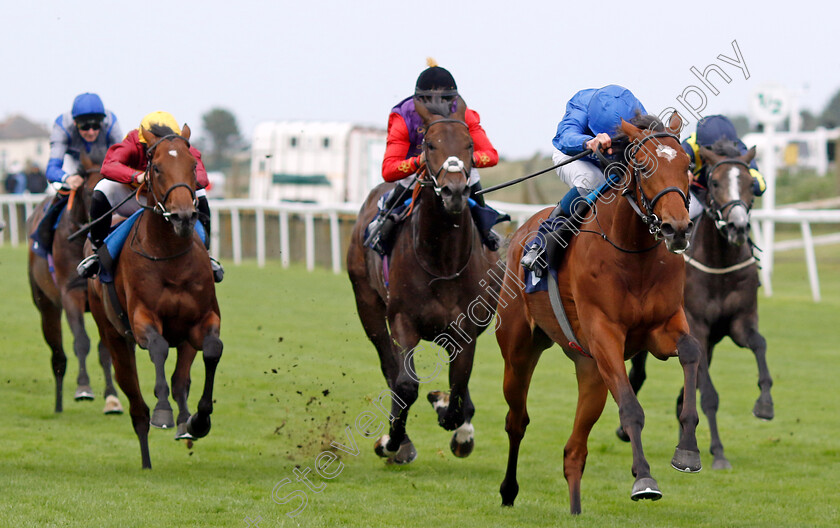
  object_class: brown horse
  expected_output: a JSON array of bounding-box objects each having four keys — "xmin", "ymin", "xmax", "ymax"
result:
[
  {"xmin": 497, "ymin": 113, "xmax": 703, "ymax": 514},
  {"xmin": 26, "ymin": 154, "xmax": 122, "ymax": 414},
  {"xmin": 88, "ymin": 124, "xmax": 222, "ymax": 469},
  {"xmin": 347, "ymin": 97, "xmax": 500, "ymax": 463},
  {"xmin": 622, "ymin": 140, "xmax": 771, "ymax": 470}
]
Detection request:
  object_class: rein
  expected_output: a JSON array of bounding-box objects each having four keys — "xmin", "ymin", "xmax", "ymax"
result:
[{"xmin": 127, "ymin": 210, "xmax": 196, "ymax": 262}]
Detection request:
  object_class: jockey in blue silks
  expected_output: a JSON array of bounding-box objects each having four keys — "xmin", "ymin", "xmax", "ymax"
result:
[{"xmin": 521, "ymin": 84, "xmax": 646, "ymax": 270}]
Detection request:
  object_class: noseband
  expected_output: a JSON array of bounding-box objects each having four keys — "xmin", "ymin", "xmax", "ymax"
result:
[
  {"xmin": 704, "ymin": 159, "xmax": 752, "ymax": 233},
  {"xmin": 143, "ymin": 134, "xmax": 198, "ymax": 220},
  {"xmin": 420, "ymin": 118, "xmax": 472, "ymax": 194},
  {"xmin": 597, "ymin": 132, "xmax": 690, "ymax": 238}
]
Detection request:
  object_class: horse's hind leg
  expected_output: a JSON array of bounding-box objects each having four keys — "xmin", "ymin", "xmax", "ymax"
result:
[
  {"xmin": 33, "ymin": 287, "xmax": 66, "ymax": 413},
  {"xmin": 617, "ymin": 351, "xmax": 648, "ymax": 442},
  {"xmin": 498, "ymin": 317, "xmax": 547, "ymax": 508},
  {"xmin": 349, "ymin": 277, "xmax": 397, "ymax": 384},
  {"xmin": 564, "ymin": 356, "xmax": 609, "ymax": 514},
  {"xmin": 696, "ymin": 345, "xmax": 730, "ymax": 469},
  {"xmin": 186, "ymin": 332, "xmax": 223, "ymax": 439},
  {"xmin": 98, "ymin": 341, "xmax": 123, "ymax": 414},
  {"xmin": 172, "ymin": 342, "xmax": 197, "ymax": 440},
  {"xmin": 62, "ymin": 288, "xmax": 93, "ymax": 401}
]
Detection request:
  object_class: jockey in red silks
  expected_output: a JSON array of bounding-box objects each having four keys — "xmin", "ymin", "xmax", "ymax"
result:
[
  {"xmin": 76, "ymin": 111, "xmax": 223, "ymax": 282},
  {"xmin": 364, "ymin": 60, "xmax": 507, "ymax": 254}
]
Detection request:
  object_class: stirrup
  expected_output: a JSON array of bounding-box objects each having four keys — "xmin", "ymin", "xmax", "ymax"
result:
[
  {"xmin": 482, "ymin": 229, "xmax": 501, "ymax": 252},
  {"xmin": 209, "ymin": 256, "xmax": 224, "ymax": 283},
  {"xmin": 76, "ymin": 253, "xmax": 100, "ymax": 279},
  {"xmin": 520, "ymin": 244, "xmax": 544, "ymax": 275}
]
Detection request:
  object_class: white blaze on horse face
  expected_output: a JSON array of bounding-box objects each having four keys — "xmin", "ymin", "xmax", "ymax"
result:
[
  {"xmin": 168, "ymin": 149, "xmax": 178, "ymax": 158},
  {"xmin": 728, "ymin": 166, "xmax": 740, "ymax": 202},
  {"xmin": 656, "ymin": 145, "xmax": 677, "ymax": 161}
]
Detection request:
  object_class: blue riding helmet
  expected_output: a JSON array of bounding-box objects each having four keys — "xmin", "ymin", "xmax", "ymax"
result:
[
  {"xmin": 71, "ymin": 93, "xmax": 106, "ymax": 120},
  {"xmin": 586, "ymin": 85, "xmax": 645, "ymax": 136},
  {"xmin": 696, "ymin": 115, "xmax": 739, "ymax": 147}
]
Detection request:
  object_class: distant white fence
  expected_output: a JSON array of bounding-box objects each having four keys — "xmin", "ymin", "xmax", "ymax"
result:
[{"xmin": 2, "ymin": 195, "xmax": 839, "ymax": 301}]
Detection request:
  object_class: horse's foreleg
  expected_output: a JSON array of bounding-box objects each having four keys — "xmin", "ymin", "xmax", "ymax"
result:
[
  {"xmin": 617, "ymin": 352, "xmax": 649, "ymax": 442},
  {"xmin": 672, "ymin": 333, "xmax": 702, "ymax": 472},
  {"xmin": 186, "ymin": 329, "xmax": 223, "ymax": 440},
  {"xmin": 731, "ymin": 318, "xmax": 773, "ymax": 420},
  {"xmin": 375, "ymin": 312, "xmax": 419, "ymax": 464},
  {"xmin": 687, "ymin": 324, "xmax": 729, "ymax": 469},
  {"xmin": 62, "ymin": 288, "xmax": 92, "ymax": 400},
  {"xmin": 172, "ymin": 342, "xmax": 197, "ymax": 440},
  {"xmin": 590, "ymin": 320, "xmax": 662, "ymax": 501},
  {"xmin": 98, "ymin": 341, "xmax": 123, "ymax": 414},
  {"xmin": 138, "ymin": 325, "xmax": 174, "ymax": 429},
  {"xmin": 564, "ymin": 355, "xmax": 608, "ymax": 515}
]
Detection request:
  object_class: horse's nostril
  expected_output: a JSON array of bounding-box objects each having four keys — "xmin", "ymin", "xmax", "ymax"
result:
[
  {"xmin": 441, "ymin": 187, "xmax": 453, "ymax": 197},
  {"xmin": 660, "ymin": 223, "xmax": 675, "ymax": 237}
]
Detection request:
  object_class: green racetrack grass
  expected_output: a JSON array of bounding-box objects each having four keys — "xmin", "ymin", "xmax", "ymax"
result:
[{"xmin": 0, "ymin": 243, "xmax": 838, "ymax": 527}]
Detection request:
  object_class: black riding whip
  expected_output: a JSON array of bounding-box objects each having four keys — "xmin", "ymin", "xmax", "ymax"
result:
[{"xmin": 475, "ymin": 148, "xmax": 594, "ymax": 196}]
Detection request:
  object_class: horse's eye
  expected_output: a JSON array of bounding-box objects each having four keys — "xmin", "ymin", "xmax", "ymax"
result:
[
  {"xmin": 427, "ymin": 143, "xmax": 437, "ymax": 151},
  {"xmin": 710, "ymin": 179, "xmax": 720, "ymax": 189}
]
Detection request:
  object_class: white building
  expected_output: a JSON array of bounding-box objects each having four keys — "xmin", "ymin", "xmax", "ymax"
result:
[
  {"xmin": 250, "ymin": 121, "xmax": 386, "ymax": 204},
  {"xmin": 0, "ymin": 115, "xmax": 50, "ymax": 177}
]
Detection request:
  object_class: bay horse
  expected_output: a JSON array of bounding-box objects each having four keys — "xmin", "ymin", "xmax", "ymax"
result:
[
  {"xmin": 87, "ymin": 124, "xmax": 222, "ymax": 469},
  {"xmin": 497, "ymin": 113, "xmax": 702, "ymax": 514},
  {"xmin": 347, "ymin": 97, "xmax": 500, "ymax": 463},
  {"xmin": 620, "ymin": 140, "xmax": 771, "ymax": 470},
  {"xmin": 26, "ymin": 154, "xmax": 122, "ymax": 414}
]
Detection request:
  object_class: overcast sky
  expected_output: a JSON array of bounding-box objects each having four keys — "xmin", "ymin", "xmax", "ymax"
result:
[{"xmin": 3, "ymin": 1, "xmax": 838, "ymax": 159}]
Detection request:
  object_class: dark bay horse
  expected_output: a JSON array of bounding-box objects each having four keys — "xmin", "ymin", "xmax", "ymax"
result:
[
  {"xmin": 347, "ymin": 97, "xmax": 500, "ymax": 464},
  {"xmin": 497, "ymin": 113, "xmax": 703, "ymax": 515},
  {"xmin": 26, "ymin": 155, "xmax": 122, "ymax": 414},
  {"xmin": 88, "ymin": 124, "xmax": 222, "ymax": 469},
  {"xmin": 621, "ymin": 140, "xmax": 771, "ymax": 470}
]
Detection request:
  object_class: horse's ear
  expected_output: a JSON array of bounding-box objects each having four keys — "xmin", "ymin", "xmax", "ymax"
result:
[
  {"xmin": 742, "ymin": 146, "xmax": 757, "ymax": 165},
  {"xmin": 414, "ymin": 97, "xmax": 433, "ymax": 125},
  {"xmin": 619, "ymin": 118, "xmax": 643, "ymax": 140},
  {"xmin": 140, "ymin": 126, "xmax": 157, "ymax": 146},
  {"xmin": 698, "ymin": 146, "xmax": 722, "ymax": 166},
  {"xmin": 454, "ymin": 96, "xmax": 467, "ymax": 121},
  {"xmin": 181, "ymin": 123, "xmax": 191, "ymax": 141},
  {"xmin": 666, "ymin": 111, "xmax": 684, "ymax": 135}
]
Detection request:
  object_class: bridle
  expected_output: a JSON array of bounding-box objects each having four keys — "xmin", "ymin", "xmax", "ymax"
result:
[
  {"xmin": 141, "ymin": 134, "xmax": 198, "ymax": 221},
  {"xmin": 596, "ymin": 132, "xmax": 690, "ymax": 239},
  {"xmin": 703, "ymin": 158, "xmax": 752, "ymax": 234},
  {"xmin": 419, "ymin": 118, "xmax": 472, "ymax": 194}
]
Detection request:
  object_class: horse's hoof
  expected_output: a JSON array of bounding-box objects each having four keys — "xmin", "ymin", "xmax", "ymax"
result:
[
  {"xmin": 374, "ymin": 435, "xmax": 396, "ymax": 458},
  {"xmin": 615, "ymin": 425, "xmax": 630, "ymax": 442},
  {"xmin": 427, "ymin": 390, "xmax": 448, "ymax": 409},
  {"xmin": 186, "ymin": 413, "xmax": 211, "ymax": 438},
  {"xmin": 175, "ymin": 422, "xmax": 195, "ymax": 441},
  {"xmin": 753, "ymin": 400, "xmax": 774, "ymax": 421},
  {"xmin": 151, "ymin": 409, "xmax": 175, "ymax": 429},
  {"xmin": 387, "ymin": 439, "xmax": 417, "ymax": 465},
  {"xmin": 631, "ymin": 477, "xmax": 662, "ymax": 501},
  {"xmin": 712, "ymin": 457, "xmax": 732, "ymax": 470},
  {"xmin": 103, "ymin": 395, "xmax": 124, "ymax": 415},
  {"xmin": 74, "ymin": 386, "xmax": 94, "ymax": 401},
  {"xmin": 671, "ymin": 448, "xmax": 702, "ymax": 473},
  {"xmin": 450, "ymin": 422, "xmax": 475, "ymax": 458}
]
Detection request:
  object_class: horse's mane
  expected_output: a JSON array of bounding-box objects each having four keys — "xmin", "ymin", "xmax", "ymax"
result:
[
  {"xmin": 708, "ymin": 138, "xmax": 741, "ymax": 158},
  {"xmin": 610, "ymin": 113, "xmax": 666, "ymax": 160},
  {"xmin": 148, "ymin": 124, "xmax": 177, "ymax": 138}
]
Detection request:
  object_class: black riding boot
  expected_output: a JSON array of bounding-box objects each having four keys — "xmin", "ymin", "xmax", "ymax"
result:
[
  {"xmin": 468, "ymin": 181, "xmax": 505, "ymax": 251},
  {"xmin": 76, "ymin": 191, "xmax": 111, "ymax": 278},
  {"xmin": 197, "ymin": 195, "xmax": 224, "ymax": 283},
  {"xmin": 520, "ymin": 202, "xmax": 564, "ymax": 273},
  {"xmin": 364, "ymin": 186, "xmax": 408, "ymax": 254}
]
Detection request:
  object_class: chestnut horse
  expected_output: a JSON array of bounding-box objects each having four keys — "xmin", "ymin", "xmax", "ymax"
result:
[
  {"xmin": 88, "ymin": 124, "xmax": 222, "ymax": 469},
  {"xmin": 621, "ymin": 140, "xmax": 771, "ymax": 470},
  {"xmin": 26, "ymin": 155, "xmax": 122, "ymax": 414},
  {"xmin": 497, "ymin": 113, "xmax": 702, "ymax": 514},
  {"xmin": 347, "ymin": 97, "xmax": 500, "ymax": 463}
]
